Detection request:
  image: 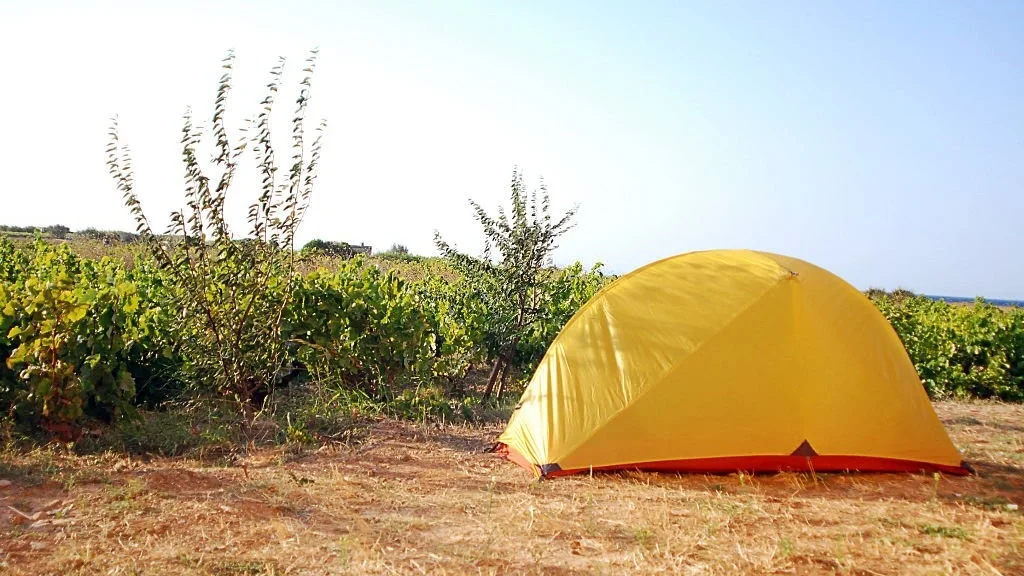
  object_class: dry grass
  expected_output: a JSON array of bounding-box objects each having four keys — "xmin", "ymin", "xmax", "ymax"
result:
[{"xmin": 1, "ymin": 401, "xmax": 1022, "ymax": 575}]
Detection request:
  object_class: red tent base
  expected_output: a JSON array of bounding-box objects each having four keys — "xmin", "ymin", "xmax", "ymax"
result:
[{"xmin": 494, "ymin": 443, "xmax": 971, "ymax": 478}]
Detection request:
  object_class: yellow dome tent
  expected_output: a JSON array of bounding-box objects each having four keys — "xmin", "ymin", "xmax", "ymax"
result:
[{"xmin": 496, "ymin": 250, "xmax": 968, "ymax": 478}]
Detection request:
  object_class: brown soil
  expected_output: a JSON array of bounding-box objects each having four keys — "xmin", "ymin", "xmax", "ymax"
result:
[{"xmin": 1, "ymin": 401, "xmax": 1022, "ymax": 575}]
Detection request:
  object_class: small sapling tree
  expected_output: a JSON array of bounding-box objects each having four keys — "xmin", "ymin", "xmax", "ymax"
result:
[
  {"xmin": 434, "ymin": 168, "xmax": 576, "ymax": 402},
  {"xmin": 106, "ymin": 50, "xmax": 326, "ymax": 416}
]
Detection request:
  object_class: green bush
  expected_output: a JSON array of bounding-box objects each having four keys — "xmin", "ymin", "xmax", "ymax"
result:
[
  {"xmin": 434, "ymin": 168, "xmax": 579, "ymax": 401},
  {"xmin": 378, "ymin": 244, "xmax": 422, "ymax": 263},
  {"xmin": 873, "ymin": 293, "xmax": 1024, "ymax": 401},
  {"xmin": 515, "ymin": 262, "xmax": 609, "ymax": 370},
  {"xmin": 0, "ymin": 239, "xmax": 167, "ymax": 434},
  {"xmin": 287, "ymin": 258, "xmax": 435, "ymax": 397},
  {"xmin": 415, "ymin": 272, "xmax": 490, "ymax": 381},
  {"xmin": 0, "ymin": 240, "xmax": 28, "ymax": 396},
  {"xmin": 301, "ymin": 239, "xmax": 356, "ymax": 259},
  {"xmin": 8, "ymin": 224, "xmax": 1024, "ymax": 447},
  {"xmin": 108, "ymin": 51, "xmax": 326, "ymax": 412}
]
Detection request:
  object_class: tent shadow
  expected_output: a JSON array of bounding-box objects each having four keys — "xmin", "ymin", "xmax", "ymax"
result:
[{"xmin": 969, "ymin": 460, "xmax": 1024, "ymax": 492}]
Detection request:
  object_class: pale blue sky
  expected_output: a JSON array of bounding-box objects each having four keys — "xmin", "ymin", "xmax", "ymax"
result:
[{"xmin": 1, "ymin": 1, "xmax": 1022, "ymax": 298}]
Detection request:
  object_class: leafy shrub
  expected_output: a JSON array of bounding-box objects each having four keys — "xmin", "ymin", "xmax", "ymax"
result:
[
  {"xmin": 287, "ymin": 258, "xmax": 435, "ymax": 396},
  {"xmin": 371, "ymin": 256, "xmax": 460, "ymax": 284},
  {"xmin": 515, "ymin": 262, "xmax": 608, "ymax": 369},
  {"xmin": 0, "ymin": 225, "xmax": 70, "ymax": 237},
  {"xmin": 118, "ymin": 259, "xmax": 183, "ymax": 408},
  {"xmin": 435, "ymin": 168, "xmax": 577, "ymax": 401},
  {"xmin": 378, "ymin": 244, "xmax": 422, "ymax": 263},
  {"xmin": 107, "ymin": 51, "xmax": 326, "ymax": 413},
  {"xmin": 0, "ymin": 239, "xmax": 165, "ymax": 436},
  {"xmin": 873, "ymin": 294, "xmax": 1024, "ymax": 401},
  {"xmin": 415, "ymin": 272, "xmax": 490, "ymax": 382},
  {"xmin": 301, "ymin": 239, "xmax": 356, "ymax": 258},
  {"xmin": 75, "ymin": 228, "xmax": 140, "ymax": 244},
  {"xmin": 414, "ymin": 259, "xmax": 609, "ymax": 389},
  {"xmin": 43, "ymin": 225, "xmax": 70, "ymax": 240}
]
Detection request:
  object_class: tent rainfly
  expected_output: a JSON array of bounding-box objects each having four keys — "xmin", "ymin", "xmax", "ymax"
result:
[{"xmin": 495, "ymin": 250, "xmax": 968, "ymax": 478}]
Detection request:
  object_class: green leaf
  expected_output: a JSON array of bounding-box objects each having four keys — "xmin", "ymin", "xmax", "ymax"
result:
[{"xmin": 67, "ymin": 304, "xmax": 89, "ymax": 323}]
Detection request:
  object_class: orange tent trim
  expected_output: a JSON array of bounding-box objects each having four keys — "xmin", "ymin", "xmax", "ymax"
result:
[{"xmin": 496, "ymin": 443, "xmax": 969, "ymax": 478}]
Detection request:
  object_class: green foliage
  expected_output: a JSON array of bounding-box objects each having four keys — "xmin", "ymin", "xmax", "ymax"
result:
[
  {"xmin": 378, "ymin": 243, "xmax": 422, "ymax": 262},
  {"xmin": 301, "ymin": 239, "xmax": 356, "ymax": 258},
  {"xmin": 0, "ymin": 225, "xmax": 39, "ymax": 234},
  {"xmin": 0, "ymin": 224, "xmax": 72, "ymax": 241},
  {"xmin": 0, "ymin": 237, "xmax": 28, "ymax": 283},
  {"xmin": 107, "ymin": 50, "xmax": 327, "ymax": 411},
  {"xmin": 0, "ymin": 239, "xmax": 166, "ymax": 434},
  {"xmin": 75, "ymin": 228, "xmax": 139, "ymax": 244},
  {"xmin": 414, "ymin": 259, "xmax": 609, "ymax": 385},
  {"xmin": 6, "ymin": 225, "xmax": 1024, "ymax": 447},
  {"xmin": 415, "ymin": 272, "xmax": 491, "ymax": 380},
  {"xmin": 370, "ymin": 256, "xmax": 460, "ymax": 283},
  {"xmin": 434, "ymin": 168, "xmax": 577, "ymax": 400},
  {"xmin": 872, "ymin": 293, "xmax": 1024, "ymax": 401},
  {"xmin": 385, "ymin": 384, "xmax": 479, "ymax": 422},
  {"xmin": 515, "ymin": 262, "xmax": 609, "ymax": 368},
  {"xmin": 43, "ymin": 225, "xmax": 70, "ymax": 240},
  {"xmin": 287, "ymin": 258, "xmax": 435, "ymax": 396}
]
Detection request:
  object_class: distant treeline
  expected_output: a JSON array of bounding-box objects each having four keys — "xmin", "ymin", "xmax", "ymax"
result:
[
  {"xmin": 0, "ymin": 225, "xmax": 417, "ymax": 261},
  {"xmin": 0, "ymin": 224, "xmax": 139, "ymax": 242},
  {"xmin": 0, "ymin": 224, "xmax": 72, "ymax": 238}
]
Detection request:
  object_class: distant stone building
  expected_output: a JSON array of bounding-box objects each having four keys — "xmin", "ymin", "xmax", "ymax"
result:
[{"xmin": 350, "ymin": 243, "xmax": 372, "ymax": 256}]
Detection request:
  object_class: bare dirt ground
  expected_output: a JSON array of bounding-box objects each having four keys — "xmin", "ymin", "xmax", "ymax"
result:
[{"xmin": 1, "ymin": 401, "xmax": 1022, "ymax": 575}]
